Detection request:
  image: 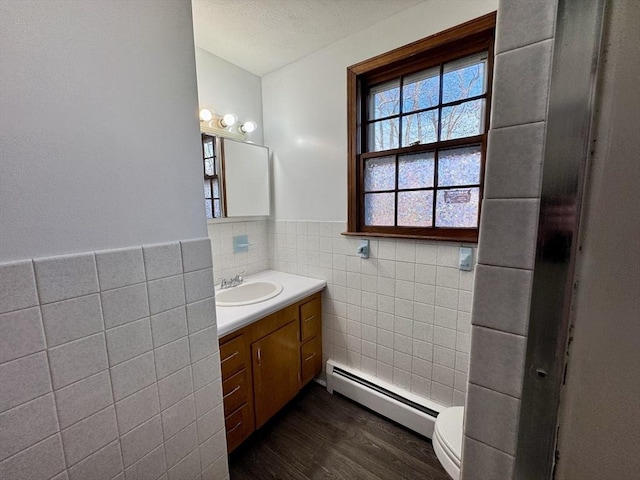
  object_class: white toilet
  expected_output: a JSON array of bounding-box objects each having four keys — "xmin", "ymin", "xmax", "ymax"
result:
[{"xmin": 433, "ymin": 406, "xmax": 464, "ymax": 480}]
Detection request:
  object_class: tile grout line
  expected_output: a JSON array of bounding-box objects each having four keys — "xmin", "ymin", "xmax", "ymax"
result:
[
  {"xmin": 34, "ymin": 254, "xmax": 69, "ymax": 476},
  {"xmin": 464, "ymin": 431, "xmax": 517, "ymax": 458},
  {"xmin": 142, "ymin": 245, "xmax": 170, "ymax": 479},
  {"xmin": 100, "ymin": 254, "xmax": 127, "ymax": 479},
  {"xmin": 179, "ymin": 241, "xmax": 205, "ymax": 476}
]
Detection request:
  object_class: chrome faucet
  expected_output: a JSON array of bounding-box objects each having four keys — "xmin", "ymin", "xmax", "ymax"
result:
[{"xmin": 220, "ymin": 271, "xmax": 244, "ymax": 289}]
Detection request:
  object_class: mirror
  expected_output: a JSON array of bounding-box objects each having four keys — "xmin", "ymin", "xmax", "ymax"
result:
[
  {"xmin": 220, "ymin": 138, "xmax": 270, "ymax": 217},
  {"xmin": 201, "ymin": 134, "xmax": 270, "ymax": 219}
]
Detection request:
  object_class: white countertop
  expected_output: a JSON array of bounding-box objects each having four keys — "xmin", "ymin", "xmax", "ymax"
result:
[{"xmin": 215, "ymin": 270, "xmax": 326, "ymax": 338}]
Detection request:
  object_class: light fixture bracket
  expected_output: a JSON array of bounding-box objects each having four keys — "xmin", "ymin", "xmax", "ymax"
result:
[{"xmin": 201, "ymin": 121, "xmax": 245, "ymax": 141}]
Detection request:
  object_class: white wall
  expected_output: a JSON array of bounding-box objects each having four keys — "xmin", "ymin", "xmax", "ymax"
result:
[
  {"xmin": 0, "ymin": 0, "xmax": 206, "ymax": 262},
  {"xmin": 195, "ymin": 47, "xmax": 264, "ymax": 145},
  {"xmin": 262, "ymin": 0, "xmax": 498, "ymax": 221},
  {"xmin": 555, "ymin": 1, "xmax": 640, "ymax": 477},
  {"xmin": 0, "ymin": 2, "xmax": 229, "ymax": 479},
  {"xmin": 261, "ymin": 0, "xmax": 496, "ymax": 406}
]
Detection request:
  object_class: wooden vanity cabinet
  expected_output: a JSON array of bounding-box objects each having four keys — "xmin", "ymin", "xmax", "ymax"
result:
[{"xmin": 218, "ymin": 291, "xmax": 322, "ymax": 452}]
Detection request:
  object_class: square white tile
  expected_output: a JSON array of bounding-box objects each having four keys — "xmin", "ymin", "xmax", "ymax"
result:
[
  {"xmin": 95, "ymin": 247, "xmax": 145, "ymax": 291},
  {"xmin": 0, "ymin": 260, "xmax": 38, "ymax": 314},
  {"xmin": 150, "ymin": 306, "xmax": 188, "ymax": 348},
  {"xmin": 34, "ymin": 253, "xmax": 99, "ymax": 304}
]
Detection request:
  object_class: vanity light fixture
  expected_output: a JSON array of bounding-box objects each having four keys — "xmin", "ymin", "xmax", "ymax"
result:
[
  {"xmin": 199, "ymin": 107, "xmax": 257, "ymax": 138},
  {"xmin": 239, "ymin": 121, "xmax": 257, "ymax": 134},
  {"xmin": 199, "ymin": 108, "xmax": 213, "ymax": 122},
  {"xmin": 218, "ymin": 113, "xmax": 237, "ymax": 128}
]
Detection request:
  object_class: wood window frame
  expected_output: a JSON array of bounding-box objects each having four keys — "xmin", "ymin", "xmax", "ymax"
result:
[{"xmin": 346, "ymin": 12, "xmax": 496, "ymax": 242}]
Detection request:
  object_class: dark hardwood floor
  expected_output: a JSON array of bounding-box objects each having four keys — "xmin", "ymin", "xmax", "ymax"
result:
[{"xmin": 228, "ymin": 383, "xmax": 450, "ymax": 480}]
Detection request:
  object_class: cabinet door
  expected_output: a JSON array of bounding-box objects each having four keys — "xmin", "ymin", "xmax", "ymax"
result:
[{"xmin": 252, "ymin": 319, "xmax": 300, "ymax": 428}]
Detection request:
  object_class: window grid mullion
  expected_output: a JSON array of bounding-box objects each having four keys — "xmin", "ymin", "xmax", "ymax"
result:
[
  {"xmin": 398, "ymin": 76, "xmax": 405, "ymax": 153},
  {"xmin": 394, "ymin": 154, "xmax": 399, "ymax": 226},
  {"xmin": 395, "ymin": 76, "xmax": 403, "ymax": 225},
  {"xmin": 433, "ymin": 63, "xmax": 445, "ymax": 227},
  {"xmin": 366, "ymin": 93, "xmax": 488, "ymax": 128}
]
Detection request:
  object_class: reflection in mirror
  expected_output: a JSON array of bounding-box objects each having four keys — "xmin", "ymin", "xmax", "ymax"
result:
[
  {"xmin": 201, "ymin": 134, "xmax": 223, "ymax": 219},
  {"xmin": 200, "ymin": 135, "xmax": 270, "ymax": 219},
  {"xmin": 221, "ymin": 138, "xmax": 270, "ymax": 217}
]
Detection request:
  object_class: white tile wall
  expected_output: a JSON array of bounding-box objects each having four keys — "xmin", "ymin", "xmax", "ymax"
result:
[
  {"xmin": 207, "ymin": 220, "xmax": 269, "ymax": 285},
  {"xmin": 461, "ymin": 1, "xmax": 558, "ymax": 478},
  {"xmin": 269, "ymin": 219, "xmax": 475, "ymax": 407},
  {"xmin": 0, "ymin": 238, "xmax": 229, "ymax": 480}
]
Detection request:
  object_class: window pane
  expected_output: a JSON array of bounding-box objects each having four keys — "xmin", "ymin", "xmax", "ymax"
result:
[
  {"xmin": 398, "ymin": 152, "xmax": 434, "ymax": 189},
  {"xmin": 401, "ymin": 110, "xmax": 438, "ymax": 146},
  {"xmin": 438, "ymin": 146, "xmax": 482, "ymax": 187},
  {"xmin": 368, "ymin": 119, "xmax": 399, "ymax": 152},
  {"xmin": 204, "ymin": 180, "xmax": 211, "ymax": 199},
  {"xmin": 369, "ymin": 80, "xmax": 400, "ymax": 120},
  {"xmin": 204, "ymin": 158, "xmax": 215, "ymax": 176},
  {"xmin": 398, "ymin": 191, "xmax": 433, "ymax": 227},
  {"xmin": 442, "ymin": 53, "xmax": 487, "ymax": 103},
  {"xmin": 403, "ymin": 68, "xmax": 440, "ymax": 112},
  {"xmin": 213, "ymin": 199, "xmax": 222, "ymax": 218},
  {"xmin": 364, "ymin": 156, "xmax": 395, "ymax": 192},
  {"xmin": 203, "ymin": 137, "xmax": 214, "ymax": 158},
  {"xmin": 213, "ymin": 178, "xmax": 220, "ymax": 198},
  {"xmin": 205, "ymin": 199, "xmax": 213, "ymax": 219},
  {"xmin": 364, "ymin": 193, "xmax": 395, "ymax": 226},
  {"xmin": 436, "ymin": 187, "xmax": 480, "ymax": 227},
  {"xmin": 440, "ymin": 99, "xmax": 484, "ymax": 140}
]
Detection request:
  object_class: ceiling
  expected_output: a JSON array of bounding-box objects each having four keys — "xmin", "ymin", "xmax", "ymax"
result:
[{"xmin": 191, "ymin": 0, "xmax": 425, "ymax": 76}]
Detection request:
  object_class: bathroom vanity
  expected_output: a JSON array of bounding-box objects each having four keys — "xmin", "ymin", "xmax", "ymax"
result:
[{"xmin": 215, "ymin": 271, "xmax": 325, "ymax": 452}]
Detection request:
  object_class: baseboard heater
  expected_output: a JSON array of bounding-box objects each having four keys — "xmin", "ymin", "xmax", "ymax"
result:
[{"xmin": 325, "ymin": 360, "xmax": 443, "ymax": 439}]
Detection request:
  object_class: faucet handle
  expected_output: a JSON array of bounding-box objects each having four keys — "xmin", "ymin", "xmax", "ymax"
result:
[{"xmin": 236, "ymin": 271, "xmax": 245, "ymax": 283}]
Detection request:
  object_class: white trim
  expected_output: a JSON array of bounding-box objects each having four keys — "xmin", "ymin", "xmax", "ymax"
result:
[
  {"xmin": 325, "ymin": 359, "xmax": 443, "ymax": 439},
  {"xmin": 207, "ymin": 216, "xmax": 270, "ymax": 225},
  {"xmin": 201, "ymin": 122, "xmax": 246, "ymax": 141}
]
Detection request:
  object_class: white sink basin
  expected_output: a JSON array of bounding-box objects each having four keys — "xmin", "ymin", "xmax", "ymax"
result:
[{"xmin": 215, "ymin": 281, "xmax": 283, "ymax": 307}]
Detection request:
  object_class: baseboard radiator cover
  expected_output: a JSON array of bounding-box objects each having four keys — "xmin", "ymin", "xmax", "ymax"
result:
[{"xmin": 325, "ymin": 360, "xmax": 443, "ymax": 439}]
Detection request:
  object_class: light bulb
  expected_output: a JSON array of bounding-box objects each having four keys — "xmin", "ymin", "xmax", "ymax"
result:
[
  {"xmin": 219, "ymin": 113, "xmax": 236, "ymax": 128},
  {"xmin": 199, "ymin": 108, "xmax": 213, "ymax": 122},
  {"xmin": 239, "ymin": 121, "xmax": 257, "ymax": 134}
]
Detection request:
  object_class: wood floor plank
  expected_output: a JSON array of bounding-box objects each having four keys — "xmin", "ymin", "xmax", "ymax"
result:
[{"xmin": 229, "ymin": 383, "xmax": 450, "ymax": 480}]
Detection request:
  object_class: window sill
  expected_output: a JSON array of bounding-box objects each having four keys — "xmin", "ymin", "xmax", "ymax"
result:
[
  {"xmin": 207, "ymin": 216, "xmax": 270, "ymax": 225},
  {"xmin": 341, "ymin": 230, "xmax": 478, "ymax": 244}
]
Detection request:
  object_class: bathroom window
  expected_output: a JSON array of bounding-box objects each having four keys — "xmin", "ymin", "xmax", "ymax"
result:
[
  {"xmin": 202, "ymin": 134, "xmax": 223, "ymax": 218},
  {"xmin": 346, "ymin": 13, "xmax": 496, "ymax": 242}
]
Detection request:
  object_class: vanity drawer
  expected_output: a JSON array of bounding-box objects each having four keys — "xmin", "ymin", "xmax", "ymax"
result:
[
  {"xmin": 222, "ymin": 368, "xmax": 249, "ymax": 416},
  {"xmin": 300, "ymin": 335, "xmax": 322, "ymax": 385},
  {"xmin": 220, "ymin": 335, "xmax": 246, "ymax": 379},
  {"xmin": 300, "ymin": 295, "xmax": 321, "ymax": 341},
  {"xmin": 225, "ymin": 403, "xmax": 252, "ymax": 453}
]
